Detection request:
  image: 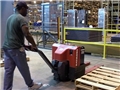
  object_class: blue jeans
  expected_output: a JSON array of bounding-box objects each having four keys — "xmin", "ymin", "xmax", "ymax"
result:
[{"xmin": 3, "ymin": 47, "xmax": 33, "ymax": 90}]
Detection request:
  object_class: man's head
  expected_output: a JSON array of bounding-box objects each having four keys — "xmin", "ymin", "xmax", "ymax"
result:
[{"xmin": 15, "ymin": 1, "xmax": 28, "ymax": 16}]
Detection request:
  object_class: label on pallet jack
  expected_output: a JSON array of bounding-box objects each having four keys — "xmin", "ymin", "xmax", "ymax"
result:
[{"xmin": 76, "ymin": 49, "xmax": 78, "ymax": 66}]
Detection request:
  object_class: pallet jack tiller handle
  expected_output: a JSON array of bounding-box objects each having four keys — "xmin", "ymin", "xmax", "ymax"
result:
[
  {"xmin": 24, "ymin": 45, "xmax": 59, "ymax": 80},
  {"xmin": 37, "ymin": 49, "xmax": 59, "ymax": 80},
  {"xmin": 37, "ymin": 49, "xmax": 56, "ymax": 72}
]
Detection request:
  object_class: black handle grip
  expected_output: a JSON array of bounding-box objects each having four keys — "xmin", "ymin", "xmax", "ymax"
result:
[{"xmin": 24, "ymin": 45, "xmax": 38, "ymax": 52}]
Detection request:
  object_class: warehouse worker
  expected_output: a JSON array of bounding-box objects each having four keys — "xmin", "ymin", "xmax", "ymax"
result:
[{"xmin": 2, "ymin": 1, "xmax": 42, "ymax": 90}]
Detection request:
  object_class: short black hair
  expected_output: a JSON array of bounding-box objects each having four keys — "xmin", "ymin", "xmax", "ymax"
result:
[{"xmin": 16, "ymin": 1, "xmax": 28, "ymax": 10}]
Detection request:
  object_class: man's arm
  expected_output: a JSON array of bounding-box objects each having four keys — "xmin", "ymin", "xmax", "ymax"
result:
[{"xmin": 22, "ymin": 25, "xmax": 36, "ymax": 48}]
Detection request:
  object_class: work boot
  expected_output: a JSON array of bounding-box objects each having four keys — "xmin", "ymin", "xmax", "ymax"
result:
[{"xmin": 28, "ymin": 82, "xmax": 43, "ymax": 90}]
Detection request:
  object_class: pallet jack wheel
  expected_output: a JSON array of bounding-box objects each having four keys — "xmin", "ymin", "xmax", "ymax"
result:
[{"xmin": 53, "ymin": 72, "xmax": 60, "ymax": 81}]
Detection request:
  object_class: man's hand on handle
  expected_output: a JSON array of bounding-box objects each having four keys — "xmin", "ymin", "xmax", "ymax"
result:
[{"xmin": 24, "ymin": 45, "xmax": 38, "ymax": 52}]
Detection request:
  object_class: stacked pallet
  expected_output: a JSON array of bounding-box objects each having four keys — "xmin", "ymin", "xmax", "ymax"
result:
[
  {"xmin": 66, "ymin": 29, "xmax": 102, "ymax": 42},
  {"xmin": 75, "ymin": 66, "xmax": 120, "ymax": 90},
  {"xmin": 111, "ymin": 34, "xmax": 120, "ymax": 42}
]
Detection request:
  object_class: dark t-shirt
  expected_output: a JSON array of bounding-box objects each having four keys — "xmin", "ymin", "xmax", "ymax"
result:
[{"xmin": 3, "ymin": 13, "xmax": 28, "ymax": 49}]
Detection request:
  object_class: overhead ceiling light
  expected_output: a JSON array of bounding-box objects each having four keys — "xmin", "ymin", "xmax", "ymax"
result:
[
  {"xmin": 50, "ymin": 0, "xmax": 52, "ymax": 2},
  {"xmin": 34, "ymin": 1, "xmax": 36, "ymax": 4}
]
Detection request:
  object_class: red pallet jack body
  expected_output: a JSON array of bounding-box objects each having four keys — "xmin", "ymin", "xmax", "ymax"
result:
[{"xmin": 52, "ymin": 43, "xmax": 85, "ymax": 81}]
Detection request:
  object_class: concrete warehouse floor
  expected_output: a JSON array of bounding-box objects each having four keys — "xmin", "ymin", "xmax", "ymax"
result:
[{"xmin": 0, "ymin": 48, "xmax": 120, "ymax": 90}]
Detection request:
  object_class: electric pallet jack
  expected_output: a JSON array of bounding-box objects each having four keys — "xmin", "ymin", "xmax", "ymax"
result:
[
  {"xmin": 52, "ymin": 43, "xmax": 85, "ymax": 81},
  {"xmin": 25, "ymin": 43, "xmax": 86, "ymax": 81}
]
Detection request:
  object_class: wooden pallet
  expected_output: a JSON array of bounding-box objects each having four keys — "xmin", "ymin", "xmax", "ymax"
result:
[
  {"xmin": 26, "ymin": 56, "xmax": 30, "ymax": 61},
  {"xmin": 75, "ymin": 66, "xmax": 120, "ymax": 90},
  {"xmin": 0, "ymin": 60, "xmax": 4, "ymax": 67}
]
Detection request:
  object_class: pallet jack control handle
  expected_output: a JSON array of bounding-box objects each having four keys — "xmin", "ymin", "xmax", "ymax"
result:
[
  {"xmin": 24, "ymin": 45, "xmax": 56, "ymax": 72},
  {"xmin": 36, "ymin": 49, "xmax": 59, "ymax": 80},
  {"xmin": 24, "ymin": 45, "xmax": 59, "ymax": 80},
  {"xmin": 37, "ymin": 49, "xmax": 57, "ymax": 73}
]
